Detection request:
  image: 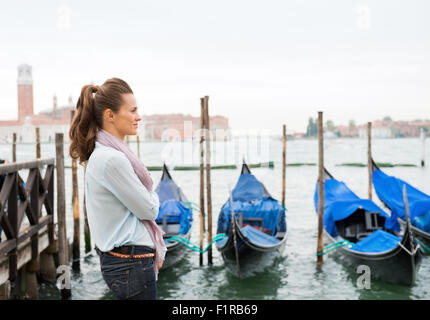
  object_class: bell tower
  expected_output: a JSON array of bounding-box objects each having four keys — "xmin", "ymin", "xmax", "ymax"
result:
[{"xmin": 17, "ymin": 64, "xmax": 34, "ymax": 123}]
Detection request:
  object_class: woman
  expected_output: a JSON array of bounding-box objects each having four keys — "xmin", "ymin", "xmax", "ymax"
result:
[{"xmin": 69, "ymin": 78, "xmax": 166, "ymax": 300}]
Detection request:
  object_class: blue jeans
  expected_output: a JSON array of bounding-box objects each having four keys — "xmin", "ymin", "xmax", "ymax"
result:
[{"xmin": 97, "ymin": 246, "xmax": 157, "ymax": 300}]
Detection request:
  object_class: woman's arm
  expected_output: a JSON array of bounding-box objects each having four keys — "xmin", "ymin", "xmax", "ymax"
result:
[{"xmin": 102, "ymin": 154, "xmax": 159, "ymax": 220}]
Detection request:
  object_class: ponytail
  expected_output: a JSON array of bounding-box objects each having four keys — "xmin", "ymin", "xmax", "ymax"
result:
[
  {"xmin": 69, "ymin": 78, "xmax": 133, "ymax": 165},
  {"xmin": 69, "ymin": 85, "xmax": 99, "ymax": 165}
]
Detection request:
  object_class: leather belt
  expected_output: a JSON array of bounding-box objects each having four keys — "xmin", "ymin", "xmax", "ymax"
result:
[
  {"xmin": 108, "ymin": 245, "xmax": 155, "ymax": 259},
  {"xmin": 108, "ymin": 251, "xmax": 155, "ymax": 259}
]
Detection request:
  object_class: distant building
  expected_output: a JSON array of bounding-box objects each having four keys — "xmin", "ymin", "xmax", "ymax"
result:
[
  {"xmin": 357, "ymin": 118, "xmax": 430, "ymax": 138},
  {"xmin": 144, "ymin": 114, "xmax": 231, "ymax": 141},
  {"xmin": 358, "ymin": 120, "xmax": 393, "ymax": 138},
  {"xmin": 0, "ymin": 64, "xmax": 75, "ymax": 143},
  {"xmin": 0, "ymin": 64, "xmax": 231, "ymax": 143}
]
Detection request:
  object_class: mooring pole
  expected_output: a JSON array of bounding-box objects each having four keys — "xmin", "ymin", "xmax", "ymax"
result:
[
  {"xmin": 137, "ymin": 135, "xmax": 141, "ymax": 160},
  {"xmin": 70, "ymin": 110, "xmax": 80, "ymax": 270},
  {"xmin": 199, "ymin": 97, "xmax": 206, "ymax": 266},
  {"xmin": 36, "ymin": 127, "xmax": 41, "ymax": 159},
  {"xmin": 367, "ymin": 122, "xmax": 372, "ymax": 199},
  {"xmin": 83, "ymin": 164, "xmax": 91, "ymax": 253},
  {"xmin": 55, "ymin": 133, "xmax": 71, "ymax": 299},
  {"xmin": 23, "ymin": 126, "xmax": 42, "ymax": 299},
  {"xmin": 204, "ymin": 96, "xmax": 213, "ymax": 265},
  {"xmin": 317, "ymin": 111, "xmax": 324, "ymax": 265},
  {"xmin": 229, "ymin": 186, "xmax": 241, "ymax": 278},
  {"xmin": 12, "ymin": 133, "xmax": 16, "ymax": 162},
  {"xmin": 421, "ymin": 128, "xmax": 426, "ymax": 167},
  {"xmin": 282, "ymin": 124, "xmax": 286, "ymax": 208},
  {"xmin": 402, "ymin": 185, "xmax": 417, "ymax": 284},
  {"xmin": 71, "ymin": 157, "xmax": 80, "ymax": 270}
]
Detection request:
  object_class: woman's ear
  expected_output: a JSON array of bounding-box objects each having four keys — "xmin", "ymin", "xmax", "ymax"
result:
[{"xmin": 103, "ymin": 108, "xmax": 115, "ymax": 123}]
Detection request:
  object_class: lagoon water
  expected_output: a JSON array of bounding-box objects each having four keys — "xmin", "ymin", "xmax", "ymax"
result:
[{"xmin": 1, "ymin": 137, "xmax": 429, "ymax": 300}]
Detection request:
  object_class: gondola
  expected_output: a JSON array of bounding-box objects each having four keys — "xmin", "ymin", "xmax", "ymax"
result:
[
  {"xmin": 313, "ymin": 168, "xmax": 422, "ymax": 286},
  {"xmin": 155, "ymin": 164, "xmax": 193, "ymax": 269},
  {"xmin": 215, "ymin": 162, "xmax": 287, "ymax": 278},
  {"xmin": 371, "ymin": 159, "xmax": 430, "ymax": 252}
]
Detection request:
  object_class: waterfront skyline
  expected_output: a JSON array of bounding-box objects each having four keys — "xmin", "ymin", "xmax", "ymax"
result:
[{"xmin": 0, "ymin": 0, "xmax": 429, "ymax": 134}]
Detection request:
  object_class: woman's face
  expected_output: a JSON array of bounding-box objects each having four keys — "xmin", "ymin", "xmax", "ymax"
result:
[{"xmin": 110, "ymin": 93, "xmax": 142, "ymax": 138}]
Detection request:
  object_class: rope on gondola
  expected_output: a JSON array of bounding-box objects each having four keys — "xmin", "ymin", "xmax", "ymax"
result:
[
  {"xmin": 415, "ymin": 239, "xmax": 430, "ymax": 253},
  {"xmin": 316, "ymin": 240, "xmax": 353, "ymax": 256},
  {"xmin": 183, "ymin": 201, "xmax": 206, "ymax": 217},
  {"xmin": 277, "ymin": 201, "xmax": 288, "ymax": 212},
  {"xmin": 165, "ymin": 233, "xmax": 227, "ymax": 254}
]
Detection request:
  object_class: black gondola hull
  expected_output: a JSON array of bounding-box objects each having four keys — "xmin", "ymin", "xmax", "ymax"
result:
[
  {"xmin": 398, "ymin": 218, "xmax": 430, "ymax": 254},
  {"xmin": 162, "ymin": 230, "xmax": 192, "ymax": 270},
  {"xmin": 326, "ymin": 228, "xmax": 422, "ymax": 286},
  {"xmin": 216, "ymin": 221, "xmax": 287, "ymax": 278}
]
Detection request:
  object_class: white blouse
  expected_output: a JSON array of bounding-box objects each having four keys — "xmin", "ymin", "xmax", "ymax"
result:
[{"xmin": 85, "ymin": 142, "xmax": 159, "ymax": 252}]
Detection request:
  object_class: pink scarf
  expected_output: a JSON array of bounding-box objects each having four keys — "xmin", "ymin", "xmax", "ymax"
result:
[{"xmin": 96, "ymin": 129, "xmax": 166, "ymax": 279}]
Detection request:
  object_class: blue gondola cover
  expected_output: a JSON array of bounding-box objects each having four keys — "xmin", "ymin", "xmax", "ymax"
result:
[
  {"xmin": 350, "ymin": 229, "xmax": 401, "ymax": 253},
  {"xmin": 314, "ymin": 178, "xmax": 399, "ymax": 237},
  {"xmin": 373, "ymin": 169, "xmax": 430, "ymax": 232},
  {"xmin": 217, "ymin": 173, "xmax": 286, "ymax": 236},
  {"xmin": 155, "ymin": 199, "xmax": 192, "ymax": 235},
  {"xmin": 240, "ymin": 225, "xmax": 281, "ymax": 246},
  {"xmin": 155, "ymin": 167, "xmax": 192, "ymax": 235}
]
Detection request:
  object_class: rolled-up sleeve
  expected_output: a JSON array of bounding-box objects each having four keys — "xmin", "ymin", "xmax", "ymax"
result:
[{"xmin": 102, "ymin": 154, "xmax": 159, "ymax": 220}]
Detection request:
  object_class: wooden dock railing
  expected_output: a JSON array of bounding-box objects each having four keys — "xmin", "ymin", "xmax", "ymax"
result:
[{"xmin": 0, "ymin": 158, "xmax": 57, "ymax": 299}]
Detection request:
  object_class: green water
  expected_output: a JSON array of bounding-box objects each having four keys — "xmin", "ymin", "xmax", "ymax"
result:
[{"xmin": 1, "ymin": 137, "xmax": 429, "ymax": 299}]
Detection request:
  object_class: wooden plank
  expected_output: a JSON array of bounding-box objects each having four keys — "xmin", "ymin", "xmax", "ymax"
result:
[
  {"xmin": 0, "ymin": 158, "xmax": 55, "ymax": 175},
  {"xmin": 0, "ymin": 225, "xmax": 52, "ymax": 284},
  {"xmin": 0, "ymin": 240, "xmax": 16, "ymax": 257},
  {"xmin": 16, "ymin": 227, "xmax": 50, "ymax": 271},
  {"xmin": 0, "ymin": 174, "xmax": 15, "ymax": 212},
  {"xmin": 16, "ymin": 216, "xmax": 52, "ymax": 246}
]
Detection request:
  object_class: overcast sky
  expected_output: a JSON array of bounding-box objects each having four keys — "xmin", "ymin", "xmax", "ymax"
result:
[{"xmin": 0, "ymin": 0, "xmax": 428, "ymax": 134}]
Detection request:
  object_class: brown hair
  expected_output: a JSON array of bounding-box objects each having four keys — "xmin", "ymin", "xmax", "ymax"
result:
[{"xmin": 69, "ymin": 78, "xmax": 133, "ymax": 165}]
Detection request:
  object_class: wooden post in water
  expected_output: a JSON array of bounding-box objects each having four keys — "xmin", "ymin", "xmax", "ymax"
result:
[
  {"xmin": 204, "ymin": 96, "xmax": 213, "ymax": 265},
  {"xmin": 367, "ymin": 122, "xmax": 372, "ymax": 199},
  {"xmin": 199, "ymin": 97, "xmax": 206, "ymax": 266},
  {"xmin": 36, "ymin": 127, "xmax": 41, "ymax": 158},
  {"xmin": 12, "ymin": 133, "xmax": 16, "ymax": 162},
  {"xmin": 30, "ymin": 127, "xmax": 42, "ymax": 292},
  {"xmin": 421, "ymin": 128, "xmax": 426, "ymax": 167},
  {"xmin": 137, "ymin": 135, "xmax": 141, "ymax": 160},
  {"xmin": 317, "ymin": 111, "xmax": 324, "ymax": 265},
  {"xmin": 282, "ymin": 125, "xmax": 286, "ymax": 208},
  {"xmin": 19, "ymin": 127, "xmax": 43, "ymax": 299},
  {"xmin": 83, "ymin": 164, "xmax": 91, "ymax": 253},
  {"xmin": 55, "ymin": 133, "xmax": 71, "ymax": 299},
  {"xmin": 71, "ymin": 110, "xmax": 80, "ymax": 269},
  {"xmin": 71, "ymin": 157, "xmax": 80, "ymax": 270}
]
